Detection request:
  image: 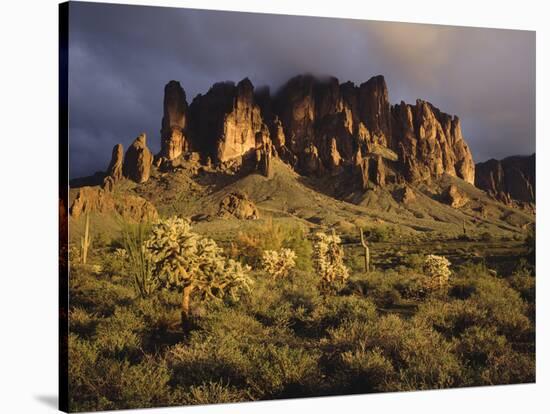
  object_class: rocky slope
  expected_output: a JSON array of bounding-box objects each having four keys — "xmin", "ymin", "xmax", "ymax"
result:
[{"xmin": 475, "ymin": 154, "xmax": 535, "ymax": 208}]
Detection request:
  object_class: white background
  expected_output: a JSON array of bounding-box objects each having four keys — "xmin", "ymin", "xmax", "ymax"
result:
[{"xmin": 0, "ymin": 0, "xmax": 548, "ymax": 412}]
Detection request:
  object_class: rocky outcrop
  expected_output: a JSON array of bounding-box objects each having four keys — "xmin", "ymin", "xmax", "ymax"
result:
[
  {"xmin": 189, "ymin": 78, "xmax": 265, "ymax": 163},
  {"xmin": 444, "ymin": 184, "xmax": 469, "ymax": 208},
  {"xmin": 271, "ymin": 75, "xmax": 474, "ymax": 186},
  {"xmin": 160, "ymin": 81, "xmax": 189, "ymax": 160},
  {"xmin": 390, "ymin": 100, "xmax": 475, "ymax": 184},
  {"xmin": 358, "ymin": 75, "xmax": 392, "ymax": 147},
  {"xmin": 103, "ymin": 143, "xmax": 124, "ymax": 190},
  {"xmin": 93, "ymin": 74, "xmax": 479, "ymax": 194},
  {"xmin": 123, "ymin": 133, "xmax": 153, "ymax": 183},
  {"xmin": 106, "ymin": 144, "xmax": 124, "ymax": 181},
  {"xmin": 369, "ymin": 155, "xmax": 386, "ymax": 186},
  {"xmin": 475, "ymin": 154, "xmax": 535, "ymax": 205},
  {"xmin": 400, "ymin": 186, "xmax": 416, "ymax": 204},
  {"xmin": 70, "ymin": 186, "xmax": 158, "ymax": 222},
  {"xmin": 218, "ymin": 191, "xmax": 259, "ymax": 220}
]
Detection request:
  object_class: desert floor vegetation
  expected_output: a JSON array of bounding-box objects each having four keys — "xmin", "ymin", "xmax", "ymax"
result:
[{"xmin": 67, "ymin": 216, "xmax": 535, "ymax": 412}]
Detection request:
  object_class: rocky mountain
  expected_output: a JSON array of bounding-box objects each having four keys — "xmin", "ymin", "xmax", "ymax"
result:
[
  {"xmin": 69, "ymin": 73, "xmax": 533, "ymax": 229},
  {"xmin": 109, "ymin": 74, "xmax": 475, "ymax": 189},
  {"xmin": 475, "ymin": 154, "xmax": 535, "ymax": 208}
]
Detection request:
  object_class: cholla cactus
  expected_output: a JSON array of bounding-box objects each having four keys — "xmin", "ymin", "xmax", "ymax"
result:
[
  {"xmin": 422, "ymin": 254, "xmax": 452, "ymax": 290},
  {"xmin": 313, "ymin": 230, "xmax": 349, "ymax": 292},
  {"xmin": 261, "ymin": 248, "xmax": 297, "ymax": 278},
  {"xmin": 114, "ymin": 248, "xmax": 128, "ymax": 260},
  {"xmin": 144, "ymin": 216, "xmax": 252, "ymax": 330}
]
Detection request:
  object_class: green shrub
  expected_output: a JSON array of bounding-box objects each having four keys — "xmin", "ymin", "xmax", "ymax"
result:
[
  {"xmin": 102, "ymin": 248, "xmax": 129, "ymax": 278},
  {"xmin": 69, "ymin": 269, "xmax": 136, "ymax": 317},
  {"xmin": 419, "ymin": 269, "xmax": 533, "ymax": 345},
  {"xmin": 415, "ymin": 299, "xmax": 488, "ymax": 338},
  {"xmin": 348, "ymin": 271, "xmax": 404, "ymax": 307},
  {"xmin": 325, "ymin": 315, "xmax": 463, "ymax": 392},
  {"xmin": 68, "ymin": 333, "xmax": 173, "ymax": 412},
  {"xmin": 230, "ymin": 219, "xmax": 312, "ymax": 271},
  {"xmin": 94, "ymin": 307, "xmax": 145, "ymax": 359},
  {"xmin": 183, "ymin": 381, "xmax": 249, "ymax": 405},
  {"xmin": 313, "ymin": 295, "xmax": 378, "ymax": 334},
  {"xmin": 338, "ymin": 347, "xmax": 394, "ymax": 392},
  {"xmin": 509, "ymin": 260, "xmax": 535, "ymax": 304},
  {"xmin": 454, "ymin": 326, "xmax": 535, "ymax": 385},
  {"xmin": 402, "ymin": 253, "xmax": 426, "ymax": 271},
  {"xmin": 366, "ymin": 227, "xmax": 393, "ymax": 242},
  {"xmin": 69, "ymin": 307, "xmax": 98, "ymax": 337},
  {"xmin": 168, "ymin": 306, "xmax": 320, "ymax": 399}
]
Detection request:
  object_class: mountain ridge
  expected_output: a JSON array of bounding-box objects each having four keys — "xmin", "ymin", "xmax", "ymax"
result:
[{"xmin": 68, "ymin": 73, "xmax": 534, "ymax": 239}]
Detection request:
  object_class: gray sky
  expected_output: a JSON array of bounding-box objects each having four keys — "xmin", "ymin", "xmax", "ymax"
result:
[{"xmin": 68, "ymin": 1, "xmax": 535, "ymax": 178}]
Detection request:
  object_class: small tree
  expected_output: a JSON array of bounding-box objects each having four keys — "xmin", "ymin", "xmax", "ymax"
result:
[
  {"xmin": 144, "ymin": 217, "xmax": 252, "ymax": 331},
  {"xmin": 313, "ymin": 230, "xmax": 349, "ymax": 293},
  {"xmin": 261, "ymin": 248, "xmax": 297, "ymax": 279},
  {"xmin": 422, "ymin": 254, "xmax": 451, "ymax": 291}
]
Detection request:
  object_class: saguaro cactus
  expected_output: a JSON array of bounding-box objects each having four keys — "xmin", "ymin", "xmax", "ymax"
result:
[
  {"xmin": 462, "ymin": 219, "xmax": 467, "ymax": 237},
  {"xmin": 80, "ymin": 213, "xmax": 91, "ymax": 264},
  {"xmin": 360, "ymin": 227, "xmax": 370, "ymax": 273}
]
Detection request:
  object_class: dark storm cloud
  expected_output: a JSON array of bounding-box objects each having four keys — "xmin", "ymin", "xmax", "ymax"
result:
[{"xmin": 68, "ymin": 1, "xmax": 535, "ymax": 178}]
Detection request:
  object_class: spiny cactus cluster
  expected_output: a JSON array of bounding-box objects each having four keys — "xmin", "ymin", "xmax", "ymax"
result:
[
  {"xmin": 422, "ymin": 254, "xmax": 452, "ymax": 290},
  {"xmin": 313, "ymin": 231, "xmax": 349, "ymax": 292},
  {"xmin": 261, "ymin": 248, "xmax": 297, "ymax": 279},
  {"xmin": 144, "ymin": 216, "xmax": 252, "ymax": 329}
]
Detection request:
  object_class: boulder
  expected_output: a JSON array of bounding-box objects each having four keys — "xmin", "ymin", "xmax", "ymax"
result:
[
  {"xmin": 445, "ymin": 184, "xmax": 469, "ymax": 208},
  {"xmin": 400, "ymin": 186, "xmax": 416, "ymax": 204},
  {"xmin": 218, "ymin": 191, "xmax": 259, "ymax": 220}
]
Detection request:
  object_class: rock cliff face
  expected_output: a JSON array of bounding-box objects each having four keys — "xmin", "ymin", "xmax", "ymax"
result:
[
  {"xmin": 160, "ymin": 80, "xmax": 188, "ymax": 160},
  {"xmin": 391, "ymin": 100, "xmax": 475, "ymax": 184},
  {"xmin": 188, "ymin": 78, "xmax": 265, "ymax": 163},
  {"xmin": 475, "ymin": 155, "xmax": 535, "ymax": 205},
  {"xmin": 99, "ymin": 73, "xmax": 481, "ymax": 194}
]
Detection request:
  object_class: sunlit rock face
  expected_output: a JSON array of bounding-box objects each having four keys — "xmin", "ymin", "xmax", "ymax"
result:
[
  {"xmin": 160, "ymin": 80, "xmax": 188, "ymax": 160},
  {"xmin": 390, "ymin": 100, "xmax": 475, "ymax": 184},
  {"xmin": 188, "ymin": 78, "xmax": 265, "ymax": 163},
  {"xmin": 105, "ymin": 143, "xmax": 124, "ymax": 181},
  {"xmin": 103, "ymin": 75, "xmax": 478, "ymax": 191}
]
